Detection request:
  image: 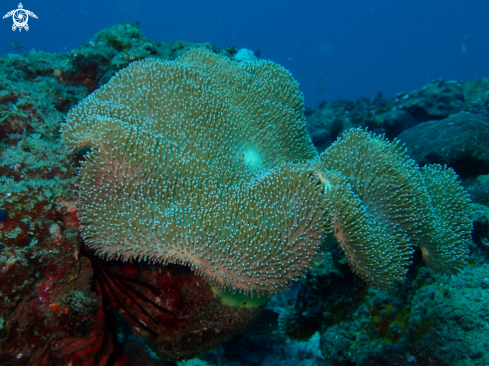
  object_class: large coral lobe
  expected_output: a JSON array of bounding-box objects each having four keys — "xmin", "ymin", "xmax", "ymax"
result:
[{"xmin": 61, "ymin": 49, "xmax": 327, "ymax": 297}]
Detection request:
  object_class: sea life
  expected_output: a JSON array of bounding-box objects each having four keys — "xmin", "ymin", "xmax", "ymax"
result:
[
  {"xmin": 62, "ymin": 48, "xmax": 472, "ymax": 298},
  {"xmin": 10, "ymin": 40, "xmax": 25, "ymax": 51},
  {"xmin": 316, "ymin": 72, "xmax": 330, "ymax": 94},
  {"xmin": 316, "ymin": 128, "xmax": 472, "ymax": 288},
  {"xmin": 0, "ymin": 20, "xmax": 485, "ymax": 365},
  {"xmin": 62, "ymin": 48, "xmax": 327, "ymax": 297}
]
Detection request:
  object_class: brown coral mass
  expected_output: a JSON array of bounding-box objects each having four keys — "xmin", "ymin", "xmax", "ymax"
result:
[{"xmin": 61, "ymin": 49, "xmax": 328, "ymax": 296}]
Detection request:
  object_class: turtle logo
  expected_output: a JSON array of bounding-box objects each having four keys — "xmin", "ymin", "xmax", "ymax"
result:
[{"xmin": 3, "ymin": 3, "xmax": 38, "ymax": 32}]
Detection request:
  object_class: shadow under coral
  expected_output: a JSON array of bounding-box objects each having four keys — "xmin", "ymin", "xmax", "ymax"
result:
[{"xmin": 87, "ymin": 249, "xmax": 264, "ymax": 362}]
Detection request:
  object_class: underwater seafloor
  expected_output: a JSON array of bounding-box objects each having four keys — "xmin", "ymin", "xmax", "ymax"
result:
[{"xmin": 1, "ymin": 23, "xmax": 489, "ymax": 366}]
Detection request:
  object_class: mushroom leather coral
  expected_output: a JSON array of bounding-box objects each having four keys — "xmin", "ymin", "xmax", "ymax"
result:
[
  {"xmin": 62, "ymin": 48, "xmax": 328, "ymax": 297},
  {"xmin": 62, "ymin": 48, "xmax": 471, "ymax": 298}
]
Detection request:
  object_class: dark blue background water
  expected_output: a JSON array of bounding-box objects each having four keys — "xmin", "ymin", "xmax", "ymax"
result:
[{"xmin": 1, "ymin": 0, "xmax": 488, "ymax": 108}]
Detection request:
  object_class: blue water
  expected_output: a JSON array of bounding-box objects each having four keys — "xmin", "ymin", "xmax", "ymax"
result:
[{"xmin": 1, "ymin": 0, "xmax": 488, "ymax": 107}]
